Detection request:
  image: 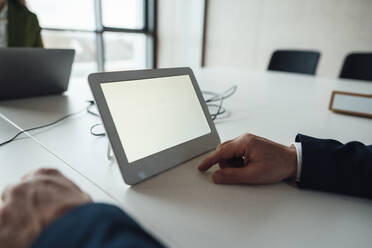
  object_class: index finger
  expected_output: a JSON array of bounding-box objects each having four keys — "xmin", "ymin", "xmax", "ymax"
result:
[
  {"xmin": 198, "ymin": 149, "xmax": 222, "ymax": 171},
  {"xmin": 198, "ymin": 140, "xmax": 232, "ymax": 171},
  {"xmin": 198, "ymin": 139, "xmax": 243, "ymax": 171}
]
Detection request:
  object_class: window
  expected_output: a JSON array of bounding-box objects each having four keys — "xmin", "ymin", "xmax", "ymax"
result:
[
  {"xmin": 102, "ymin": 0, "xmax": 144, "ymax": 29},
  {"xmin": 28, "ymin": 0, "xmax": 156, "ymax": 78}
]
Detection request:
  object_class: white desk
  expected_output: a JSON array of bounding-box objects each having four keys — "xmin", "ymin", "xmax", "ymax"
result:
[
  {"xmin": 0, "ymin": 117, "xmax": 114, "ymax": 204},
  {"xmin": 1, "ymin": 68, "xmax": 372, "ymax": 248}
]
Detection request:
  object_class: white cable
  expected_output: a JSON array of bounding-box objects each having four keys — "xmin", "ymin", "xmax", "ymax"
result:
[{"xmin": 0, "ymin": 112, "xmax": 122, "ymax": 205}]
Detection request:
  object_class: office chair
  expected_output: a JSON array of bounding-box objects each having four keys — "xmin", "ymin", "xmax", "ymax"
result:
[
  {"xmin": 268, "ymin": 50, "xmax": 321, "ymax": 75},
  {"xmin": 339, "ymin": 53, "xmax": 372, "ymax": 82}
]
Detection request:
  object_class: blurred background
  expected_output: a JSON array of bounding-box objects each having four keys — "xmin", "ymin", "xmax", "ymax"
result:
[
  {"xmin": 26, "ymin": 0, "xmax": 372, "ymax": 79},
  {"xmin": 27, "ymin": 0, "xmax": 153, "ymax": 78},
  {"xmin": 158, "ymin": 0, "xmax": 372, "ymax": 77}
]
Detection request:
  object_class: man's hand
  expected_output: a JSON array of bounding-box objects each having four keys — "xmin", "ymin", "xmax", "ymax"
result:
[
  {"xmin": 0, "ymin": 168, "xmax": 91, "ymax": 248},
  {"xmin": 199, "ymin": 133, "xmax": 298, "ymax": 184}
]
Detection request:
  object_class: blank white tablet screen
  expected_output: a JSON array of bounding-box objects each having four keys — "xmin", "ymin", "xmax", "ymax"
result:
[{"xmin": 101, "ymin": 75, "xmax": 211, "ymax": 163}]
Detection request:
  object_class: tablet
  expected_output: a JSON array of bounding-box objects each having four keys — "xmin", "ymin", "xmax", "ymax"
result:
[
  {"xmin": 88, "ymin": 67, "xmax": 220, "ymax": 185},
  {"xmin": 329, "ymin": 91, "xmax": 372, "ymax": 119}
]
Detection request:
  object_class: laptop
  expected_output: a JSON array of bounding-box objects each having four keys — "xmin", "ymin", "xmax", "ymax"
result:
[{"xmin": 0, "ymin": 48, "xmax": 75, "ymax": 100}]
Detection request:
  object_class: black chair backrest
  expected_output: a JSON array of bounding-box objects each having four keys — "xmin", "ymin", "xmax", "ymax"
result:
[
  {"xmin": 339, "ymin": 53, "xmax": 372, "ymax": 82},
  {"xmin": 268, "ymin": 50, "xmax": 321, "ymax": 75}
]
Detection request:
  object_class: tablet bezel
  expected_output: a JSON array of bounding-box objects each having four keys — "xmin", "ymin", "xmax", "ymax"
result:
[{"xmin": 88, "ymin": 67, "xmax": 220, "ymax": 185}]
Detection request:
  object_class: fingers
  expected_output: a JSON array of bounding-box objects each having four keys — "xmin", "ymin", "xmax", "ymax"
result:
[
  {"xmin": 21, "ymin": 168, "xmax": 62, "ymax": 182},
  {"xmin": 198, "ymin": 150, "xmax": 222, "ymax": 171},
  {"xmin": 219, "ymin": 157, "xmax": 244, "ymax": 169},
  {"xmin": 198, "ymin": 140, "xmax": 233, "ymax": 171},
  {"xmin": 1, "ymin": 182, "xmax": 29, "ymax": 204},
  {"xmin": 212, "ymin": 166, "xmax": 261, "ymax": 184},
  {"xmin": 1, "ymin": 184, "xmax": 13, "ymax": 203},
  {"xmin": 199, "ymin": 139, "xmax": 244, "ymax": 171},
  {"xmin": 2, "ymin": 168, "xmax": 68, "ymax": 203}
]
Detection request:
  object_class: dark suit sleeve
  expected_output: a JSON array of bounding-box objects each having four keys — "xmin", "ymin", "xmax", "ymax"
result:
[
  {"xmin": 31, "ymin": 203, "xmax": 165, "ymax": 248},
  {"xmin": 296, "ymin": 134, "xmax": 372, "ymax": 198}
]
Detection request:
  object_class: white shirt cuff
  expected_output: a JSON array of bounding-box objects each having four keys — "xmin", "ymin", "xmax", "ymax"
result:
[{"xmin": 290, "ymin": 142, "xmax": 302, "ymax": 182}]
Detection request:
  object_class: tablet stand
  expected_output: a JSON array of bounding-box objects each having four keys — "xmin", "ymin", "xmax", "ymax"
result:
[{"xmin": 107, "ymin": 143, "xmax": 114, "ymax": 161}]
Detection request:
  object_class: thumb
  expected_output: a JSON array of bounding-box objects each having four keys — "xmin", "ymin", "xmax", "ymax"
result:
[{"xmin": 212, "ymin": 166, "xmax": 260, "ymax": 184}]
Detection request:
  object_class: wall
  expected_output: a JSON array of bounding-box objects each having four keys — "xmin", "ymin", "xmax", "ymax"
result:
[
  {"xmin": 157, "ymin": 0, "xmax": 205, "ymax": 68},
  {"xmin": 204, "ymin": 0, "xmax": 372, "ymax": 77}
]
